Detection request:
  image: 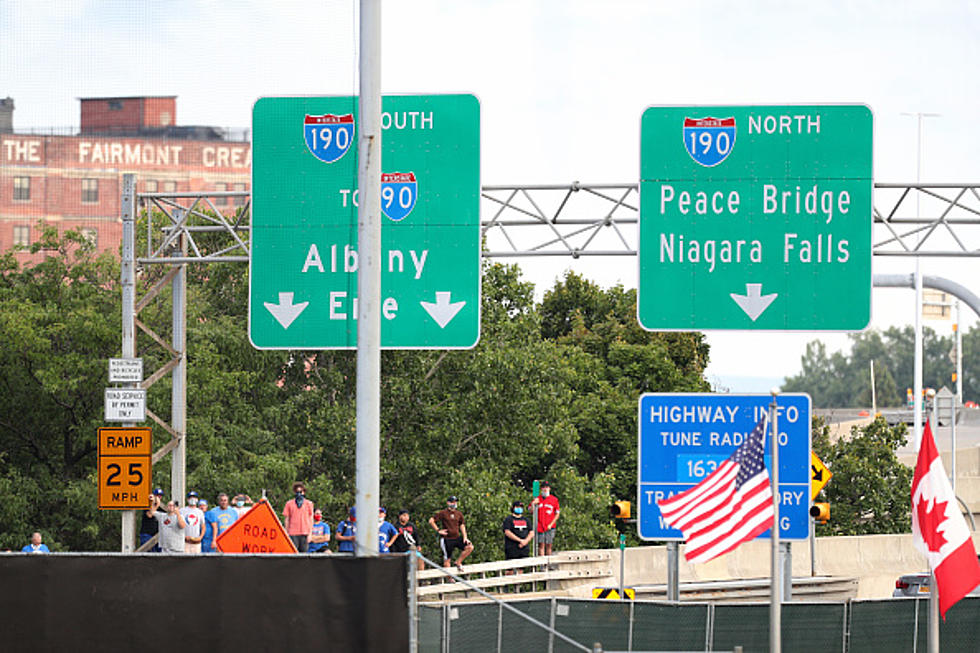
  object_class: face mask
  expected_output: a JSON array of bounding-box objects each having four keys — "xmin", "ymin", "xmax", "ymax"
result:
[
  {"xmin": 379, "ymin": 516, "xmax": 385, "ymax": 524},
  {"xmin": 541, "ymin": 490, "xmax": 550, "ymax": 497},
  {"xmin": 448, "ymin": 503, "xmax": 458, "ymax": 510},
  {"xmin": 236, "ymin": 500, "xmax": 244, "ymax": 507},
  {"xmin": 188, "ymin": 498, "xmax": 198, "ymax": 506},
  {"xmin": 314, "ymin": 514, "xmax": 322, "ymax": 522},
  {"xmin": 514, "ymin": 507, "xmax": 523, "ymax": 515}
]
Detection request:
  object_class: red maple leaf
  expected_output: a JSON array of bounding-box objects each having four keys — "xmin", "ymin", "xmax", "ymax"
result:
[{"xmin": 917, "ymin": 497, "xmax": 949, "ymax": 552}]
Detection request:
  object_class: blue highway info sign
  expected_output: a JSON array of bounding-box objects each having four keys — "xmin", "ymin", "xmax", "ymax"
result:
[{"xmin": 638, "ymin": 393, "xmax": 811, "ymax": 542}]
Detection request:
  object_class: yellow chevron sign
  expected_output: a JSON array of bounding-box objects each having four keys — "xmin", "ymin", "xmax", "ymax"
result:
[
  {"xmin": 811, "ymin": 453, "xmax": 832, "ymax": 499},
  {"xmin": 592, "ymin": 587, "xmax": 635, "ymax": 600}
]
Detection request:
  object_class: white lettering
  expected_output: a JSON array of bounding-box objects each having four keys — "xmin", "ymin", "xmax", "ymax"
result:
[
  {"xmin": 382, "ymin": 297, "xmax": 398, "ymax": 320},
  {"xmin": 302, "ymin": 244, "xmax": 324, "ymax": 273},
  {"xmin": 410, "ymin": 250, "xmax": 428, "ymax": 279}
]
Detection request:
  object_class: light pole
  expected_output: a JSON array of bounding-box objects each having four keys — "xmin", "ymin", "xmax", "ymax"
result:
[{"xmin": 901, "ymin": 111, "xmax": 940, "ymax": 452}]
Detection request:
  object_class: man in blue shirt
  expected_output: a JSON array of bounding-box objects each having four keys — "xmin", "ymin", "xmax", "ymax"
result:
[
  {"xmin": 378, "ymin": 507, "xmax": 398, "ymax": 554},
  {"xmin": 308, "ymin": 509, "xmax": 331, "ymax": 553},
  {"xmin": 198, "ymin": 499, "xmax": 215, "ymax": 552},
  {"xmin": 22, "ymin": 532, "xmax": 50, "ymax": 553},
  {"xmin": 335, "ymin": 507, "xmax": 357, "ymax": 554},
  {"xmin": 204, "ymin": 493, "xmax": 240, "ymax": 551}
]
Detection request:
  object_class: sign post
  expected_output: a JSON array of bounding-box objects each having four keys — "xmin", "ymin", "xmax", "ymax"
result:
[
  {"xmin": 249, "ymin": 94, "xmax": 481, "ymax": 350},
  {"xmin": 638, "ymin": 105, "xmax": 872, "ymax": 330}
]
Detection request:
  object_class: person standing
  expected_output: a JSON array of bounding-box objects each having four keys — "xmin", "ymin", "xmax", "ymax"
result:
[
  {"xmin": 21, "ymin": 532, "xmax": 50, "ymax": 553},
  {"xmin": 502, "ymin": 501, "xmax": 533, "ymax": 566},
  {"xmin": 532, "ymin": 481, "xmax": 561, "ymax": 556},
  {"xmin": 335, "ymin": 507, "xmax": 357, "ymax": 555},
  {"xmin": 147, "ymin": 498, "xmax": 186, "ymax": 554},
  {"xmin": 180, "ymin": 490, "xmax": 206, "ymax": 554},
  {"xmin": 308, "ymin": 509, "xmax": 331, "ymax": 553},
  {"xmin": 389, "ymin": 509, "xmax": 420, "ymax": 554},
  {"xmin": 139, "ymin": 488, "xmax": 166, "ymax": 552},
  {"xmin": 378, "ymin": 507, "xmax": 398, "ymax": 554},
  {"xmin": 205, "ymin": 493, "xmax": 240, "ymax": 549},
  {"xmin": 198, "ymin": 499, "xmax": 214, "ymax": 553},
  {"xmin": 282, "ymin": 482, "xmax": 314, "ymax": 553},
  {"xmin": 428, "ymin": 495, "xmax": 474, "ymax": 571}
]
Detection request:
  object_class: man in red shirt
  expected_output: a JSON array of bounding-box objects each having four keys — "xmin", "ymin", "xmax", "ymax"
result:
[
  {"xmin": 282, "ymin": 481, "xmax": 314, "ymax": 552},
  {"xmin": 532, "ymin": 481, "xmax": 560, "ymax": 556}
]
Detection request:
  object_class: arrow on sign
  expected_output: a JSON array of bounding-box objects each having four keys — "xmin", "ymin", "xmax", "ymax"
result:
[
  {"xmin": 730, "ymin": 283, "xmax": 778, "ymax": 321},
  {"xmin": 264, "ymin": 292, "xmax": 309, "ymax": 330},
  {"xmin": 421, "ymin": 292, "xmax": 466, "ymax": 328},
  {"xmin": 812, "ymin": 465, "xmax": 825, "ymax": 482}
]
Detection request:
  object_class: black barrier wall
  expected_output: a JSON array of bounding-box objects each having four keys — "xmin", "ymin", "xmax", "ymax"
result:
[{"xmin": 0, "ymin": 554, "xmax": 408, "ymax": 653}]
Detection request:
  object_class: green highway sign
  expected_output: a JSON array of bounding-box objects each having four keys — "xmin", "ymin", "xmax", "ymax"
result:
[
  {"xmin": 249, "ymin": 94, "xmax": 480, "ymax": 349},
  {"xmin": 638, "ymin": 105, "xmax": 872, "ymax": 331}
]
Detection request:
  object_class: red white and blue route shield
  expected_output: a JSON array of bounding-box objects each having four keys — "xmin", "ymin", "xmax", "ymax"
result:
[
  {"xmin": 683, "ymin": 117, "xmax": 736, "ymax": 167},
  {"xmin": 381, "ymin": 172, "xmax": 418, "ymax": 221},
  {"xmin": 304, "ymin": 114, "xmax": 355, "ymax": 163}
]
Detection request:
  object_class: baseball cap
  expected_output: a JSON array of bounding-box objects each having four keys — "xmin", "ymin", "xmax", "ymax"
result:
[
  {"xmin": 512, "ymin": 500, "xmax": 524, "ymax": 508},
  {"xmin": 379, "ymin": 506, "xmax": 387, "ymax": 513},
  {"xmin": 187, "ymin": 490, "xmax": 199, "ymax": 498},
  {"xmin": 198, "ymin": 499, "xmax": 208, "ymax": 506},
  {"xmin": 447, "ymin": 495, "xmax": 458, "ymax": 503},
  {"xmin": 398, "ymin": 509, "xmax": 409, "ymax": 516},
  {"xmin": 152, "ymin": 488, "xmax": 164, "ymax": 496},
  {"xmin": 540, "ymin": 481, "xmax": 550, "ymax": 488},
  {"xmin": 349, "ymin": 506, "xmax": 356, "ymax": 517}
]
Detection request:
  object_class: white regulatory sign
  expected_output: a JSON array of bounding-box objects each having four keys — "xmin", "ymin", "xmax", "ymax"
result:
[
  {"xmin": 109, "ymin": 358, "xmax": 143, "ymax": 383},
  {"xmin": 104, "ymin": 389, "xmax": 147, "ymax": 422}
]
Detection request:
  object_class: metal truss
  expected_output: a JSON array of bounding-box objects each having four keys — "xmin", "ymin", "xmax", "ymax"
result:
[{"xmin": 135, "ymin": 183, "xmax": 980, "ymax": 264}]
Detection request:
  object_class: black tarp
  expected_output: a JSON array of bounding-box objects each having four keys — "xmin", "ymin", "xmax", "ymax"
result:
[{"xmin": 0, "ymin": 553, "xmax": 408, "ymax": 652}]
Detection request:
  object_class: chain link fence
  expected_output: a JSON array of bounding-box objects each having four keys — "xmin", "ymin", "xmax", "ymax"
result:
[{"xmin": 417, "ymin": 594, "xmax": 980, "ymax": 652}]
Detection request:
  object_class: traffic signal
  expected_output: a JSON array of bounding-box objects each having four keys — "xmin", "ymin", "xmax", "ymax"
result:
[
  {"xmin": 810, "ymin": 502, "xmax": 830, "ymax": 524},
  {"xmin": 610, "ymin": 500, "xmax": 631, "ymax": 519}
]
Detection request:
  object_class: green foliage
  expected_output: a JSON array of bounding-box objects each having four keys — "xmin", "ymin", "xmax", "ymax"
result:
[
  {"xmin": 812, "ymin": 416, "xmax": 912, "ymax": 536},
  {"xmin": 783, "ymin": 327, "xmax": 963, "ymax": 407},
  {"xmin": 0, "ymin": 233, "xmax": 710, "ymax": 554}
]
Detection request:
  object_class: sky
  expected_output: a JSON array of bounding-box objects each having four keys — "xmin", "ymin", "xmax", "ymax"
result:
[{"xmin": 3, "ymin": 0, "xmax": 979, "ymax": 391}]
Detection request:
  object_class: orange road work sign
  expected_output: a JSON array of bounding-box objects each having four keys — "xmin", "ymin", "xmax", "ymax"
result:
[{"xmin": 215, "ymin": 500, "xmax": 298, "ymax": 554}]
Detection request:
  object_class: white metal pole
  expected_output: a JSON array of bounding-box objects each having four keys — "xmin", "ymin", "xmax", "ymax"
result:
[
  {"xmin": 955, "ymin": 301, "xmax": 963, "ymax": 402},
  {"xmin": 870, "ymin": 359, "xmax": 877, "ymax": 416},
  {"xmin": 120, "ymin": 173, "xmax": 137, "ymax": 552},
  {"xmin": 914, "ymin": 262, "xmax": 923, "ymax": 450},
  {"xmin": 769, "ymin": 390, "xmax": 781, "ymax": 653},
  {"xmin": 355, "ymin": 0, "xmax": 382, "ymax": 558},
  {"xmin": 171, "ymin": 212, "xmax": 187, "ymax": 505}
]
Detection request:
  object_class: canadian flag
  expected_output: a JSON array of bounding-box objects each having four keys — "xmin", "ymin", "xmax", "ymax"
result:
[{"xmin": 911, "ymin": 421, "xmax": 980, "ymax": 618}]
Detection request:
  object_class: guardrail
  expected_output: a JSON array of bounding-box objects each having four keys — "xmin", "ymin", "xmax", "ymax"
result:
[{"xmin": 417, "ymin": 550, "xmax": 613, "ymax": 601}]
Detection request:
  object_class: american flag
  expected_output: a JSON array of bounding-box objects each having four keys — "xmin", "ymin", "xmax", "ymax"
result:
[{"xmin": 656, "ymin": 414, "xmax": 775, "ymax": 564}]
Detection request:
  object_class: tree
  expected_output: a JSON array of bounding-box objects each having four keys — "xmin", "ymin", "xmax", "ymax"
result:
[
  {"xmin": 783, "ymin": 327, "xmax": 957, "ymax": 407},
  {"xmin": 812, "ymin": 416, "xmax": 912, "ymax": 536}
]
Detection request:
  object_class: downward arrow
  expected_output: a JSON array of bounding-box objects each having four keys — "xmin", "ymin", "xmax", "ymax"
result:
[
  {"xmin": 730, "ymin": 283, "xmax": 778, "ymax": 321},
  {"xmin": 420, "ymin": 291, "xmax": 466, "ymax": 328},
  {"xmin": 264, "ymin": 292, "xmax": 309, "ymax": 330}
]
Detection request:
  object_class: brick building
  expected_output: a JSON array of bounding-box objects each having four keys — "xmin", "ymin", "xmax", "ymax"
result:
[{"xmin": 0, "ymin": 96, "xmax": 250, "ymax": 260}]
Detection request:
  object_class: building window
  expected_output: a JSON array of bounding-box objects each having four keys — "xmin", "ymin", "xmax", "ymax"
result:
[
  {"xmin": 214, "ymin": 182, "xmax": 228, "ymax": 206},
  {"xmin": 13, "ymin": 176, "xmax": 30, "ymax": 201},
  {"xmin": 144, "ymin": 180, "xmax": 158, "ymax": 193},
  {"xmin": 81, "ymin": 178, "xmax": 99, "ymax": 203},
  {"xmin": 163, "ymin": 180, "xmax": 176, "ymax": 193},
  {"xmin": 233, "ymin": 183, "xmax": 247, "ymax": 207},
  {"xmin": 13, "ymin": 225, "xmax": 30, "ymax": 247},
  {"xmin": 80, "ymin": 228, "xmax": 98, "ymax": 248},
  {"xmin": 108, "ymin": 100, "xmax": 123, "ymax": 111}
]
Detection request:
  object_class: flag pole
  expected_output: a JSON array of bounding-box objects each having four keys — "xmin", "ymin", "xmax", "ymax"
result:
[
  {"xmin": 769, "ymin": 388, "xmax": 781, "ymax": 653},
  {"xmin": 927, "ymin": 416, "xmax": 940, "ymax": 653}
]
